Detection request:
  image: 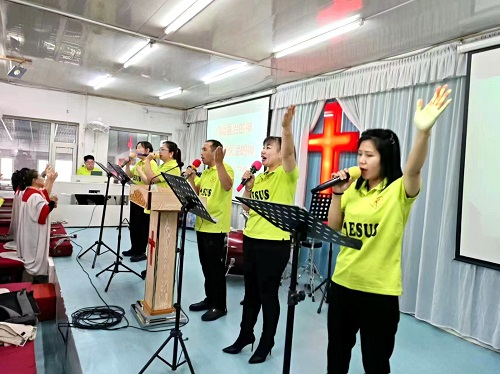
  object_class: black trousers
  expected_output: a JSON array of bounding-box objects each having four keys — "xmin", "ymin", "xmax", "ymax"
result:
[
  {"xmin": 75, "ymin": 194, "xmax": 105, "ymax": 205},
  {"xmin": 239, "ymin": 236, "xmax": 290, "ymax": 345},
  {"xmin": 196, "ymin": 232, "xmax": 227, "ymax": 310},
  {"xmin": 328, "ymin": 281, "xmax": 400, "ymax": 374},
  {"xmin": 129, "ymin": 202, "xmax": 150, "ymax": 255}
]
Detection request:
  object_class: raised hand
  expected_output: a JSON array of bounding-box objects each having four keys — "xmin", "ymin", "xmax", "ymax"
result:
[
  {"xmin": 282, "ymin": 105, "xmax": 296, "ymax": 129},
  {"xmin": 214, "ymin": 146, "xmax": 226, "ymax": 165},
  {"xmin": 46, "ymin": 169, "xmax": 58, "ymax": 181},
  {"xmin": 414, "ymin": 85, "xmax": 452, "ymax": 132}
]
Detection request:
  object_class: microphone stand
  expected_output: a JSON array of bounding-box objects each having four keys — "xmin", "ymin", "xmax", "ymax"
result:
[{"xmin": 78, "ymin": 162, "xmax": 120, "ymax": 268}]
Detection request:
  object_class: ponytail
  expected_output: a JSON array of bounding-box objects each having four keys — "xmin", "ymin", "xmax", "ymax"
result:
[
  {"xmin": 16, "ymin": 168, "xmax": 30, "ymax": 191},
  {"xmin": 163, "ymin": 141, "xmax": 184, "ymax": 169}
]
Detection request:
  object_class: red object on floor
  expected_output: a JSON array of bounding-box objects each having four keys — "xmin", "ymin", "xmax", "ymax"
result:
[
  {"xmin": 0, "ymin": 282, "xmax": 36, "ymax": 374},
  {"xmin": 1, "ymin": 282, "xmax": 32, "ymax": 292},
  {"xmin": 0, "ymin": 243, "xmax": 24, "ymax": 283},
  {"xmin": 0, "ymin": 341, "xmax": 36, "ymax": 374},
  {"xmin": 1, "ymin": 282, "xmax": 56, "ymax": 321},
  {"xmin": 31, "ymin": 283, "xmax": 56, "ymax": 321},
  {"xmin": 50, "ymin": 223, "xmax": 73, "ymax": 257},
  {"xmin": 226, "ymin": 230, "xmax": 244, "ymax": 274}
]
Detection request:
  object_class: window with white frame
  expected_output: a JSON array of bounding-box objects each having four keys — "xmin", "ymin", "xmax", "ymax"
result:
[{"xmin": 0, "ymin": 117, "xmax": 78, "ymax": 181}]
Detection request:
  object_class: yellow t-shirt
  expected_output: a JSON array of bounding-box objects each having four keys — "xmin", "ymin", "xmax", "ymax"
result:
[
  {"xmin": 194, "ymin": 163, "xmax": 234, "ymax": 233},
  {"xmin": 332, "ymin": 177, "xmax": 418, "ymax": 296},
  {"xmin": 76, "ymin": 166, "xmax": 102, "ymax": 176},
  {"xmin": 155, "ymin": 160, "xmax": 181, "ymax": 188},
  {"xmin": 131, "ymin": 160, "xmax": 159, "ymax": 185},
  {"xmin": 243, "ymin": 165, "xmax": 299, "ymax": 240}
]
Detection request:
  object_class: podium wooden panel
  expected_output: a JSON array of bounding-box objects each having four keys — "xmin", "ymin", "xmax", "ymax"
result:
[{"xmin": 130, "ymin": 185, "xmax": 181, "ymax": 315}]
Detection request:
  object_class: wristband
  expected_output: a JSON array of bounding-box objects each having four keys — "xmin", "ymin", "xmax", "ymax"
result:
[{"xmin": 333, "ymin": 192, "xmax": 344, "ymax": 196}]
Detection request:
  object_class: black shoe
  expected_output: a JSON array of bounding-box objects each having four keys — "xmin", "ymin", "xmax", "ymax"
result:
[
  {"xmin": 122, "ymin": 249, "xmax": 136, "ymax": 256},
  {"xmin": 222, "ymin": 333, "xmax": 255, "ymax": 354},
  {"xmin": 141, "ymin": 270, "xmax": 146, "ymax": 279},
  {"xmin": 201, "ymin": 308, "xmax": 227, "ymax": 321},
  {"xmin": 249, "ymin": 341, "xmax": 273, "ymax": 364},
  {"xmin": 130, "ymin": 253, "xmax": 147, "ymax": 262},
  {"xmin": 189, "ymin": 300, "xmax": 210, "ymax": 312}
]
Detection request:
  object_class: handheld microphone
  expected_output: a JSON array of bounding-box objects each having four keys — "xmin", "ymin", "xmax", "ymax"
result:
[
  {"xmin": 121, "ymin": 152, "xmax": 137, "ymax": 167},
  {"xmin": 183, "ymin": 159, "xmax": 202, "ymax": 180},
  {"xmin": 237, "ymin": 161, "xmax": 263, "ymax": 192},
  {"xmin": 137, "ymin": 152, "xmax": 160, "ymax": 159},
  {"xmin": 311, "ymin": 166, "xmax": 362, "ymax": 193}
]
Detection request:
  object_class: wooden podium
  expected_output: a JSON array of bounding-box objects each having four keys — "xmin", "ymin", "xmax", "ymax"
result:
[{"xmin": 129, "ymin": 185, "xmax": 182, "ymax": 325}]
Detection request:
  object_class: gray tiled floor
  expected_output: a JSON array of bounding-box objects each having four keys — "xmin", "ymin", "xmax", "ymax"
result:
[{"xmin": 35, "ymin": 227, "xmax": 500, "ymax": 373}]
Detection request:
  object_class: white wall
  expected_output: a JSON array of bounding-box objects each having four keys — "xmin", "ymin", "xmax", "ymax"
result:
[{"xmin": 0, "ymin": 82, "xmax": 185, "ymax": 166}]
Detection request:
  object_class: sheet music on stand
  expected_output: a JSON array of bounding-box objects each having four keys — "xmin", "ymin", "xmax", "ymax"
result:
[
  {"xmin": 161, "ymin": 173, "xmax": 216, "ymax": 223},
  {"xmin": 236, "ymin": 197, "xmax": 361, "ymax": 374},
  {"xmin": 107, "ymin": 163, "xmax": 133, "ymax": 184},
  {"xmin": 236, "ymin": 197, "xmax": 361, "ymax": 250}
]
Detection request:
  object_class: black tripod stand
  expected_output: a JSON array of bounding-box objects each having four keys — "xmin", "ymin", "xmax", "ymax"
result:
[
  {"xmin": 237, "ymin": 197, "xmax": 362, "ymax": 374},
  {"xmin": 96, "ymin": 163, "xmax": 143, "ymax": 292},
  {"xmin": 306, "ymin": 192, "xmax": 334, "ymax": 313},
  {"xmin": 139, "ymin": 173, "xmax": 215, "ymax": 374},
  {"xmin": 78, "ymin": 161, "xmax": 120, "ymax": 269}
]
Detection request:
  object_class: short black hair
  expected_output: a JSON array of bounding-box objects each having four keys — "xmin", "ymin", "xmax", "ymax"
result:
[
  {"xmin": 136, "ymin": 141, "xmax": 154, "ymax": 153},
  {"xmin": 263, "ymin": 136, "xmax": 297, "ymax": 158},
  {"xmin": 206, "ymin": 139, "xmax": 223, "ymax": 151},
  {"xmin": 84, "ymin": 155, "xmax": 95, "ymax": 162},
  {"xmin": 263, "ymin": 136, "xmax": 281, "ymax": 149}
]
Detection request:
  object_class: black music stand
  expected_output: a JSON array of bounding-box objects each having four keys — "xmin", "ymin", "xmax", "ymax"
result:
[
  {"xmin": 95, "ymin": 163, "xmax": 142, "ymax": 292},
  {"xmin": 78, "ymin": 161, "xmax": 120, "ymax": 268},
  {"xmin": 307, "ymin": 192, "xmax": 334, "ymax": 313},
  {"xmin": 139, "ymin": 173, "xmax": 216, "ymax": 374},
  {"xmin": 236, "ymin": 197, "xmax": 362, "ymax": 374}
]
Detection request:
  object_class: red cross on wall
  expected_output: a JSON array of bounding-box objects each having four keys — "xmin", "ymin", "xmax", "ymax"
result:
[
  {"xmin": 148, "ymin": 231, "xmax": 156, "ymax": 266},
  {"xmin": 308, "ymin": 101, "xmax": 359, "ymax": 193}
]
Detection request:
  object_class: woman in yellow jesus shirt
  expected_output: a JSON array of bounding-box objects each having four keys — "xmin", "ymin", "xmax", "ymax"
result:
[
  {"xmin": 223, "ymin": 106, "xmax": 298, "ymax": 365},
  {"xmin": 326, "ymin": 86, "xmax": 452, "ymax": 374}
]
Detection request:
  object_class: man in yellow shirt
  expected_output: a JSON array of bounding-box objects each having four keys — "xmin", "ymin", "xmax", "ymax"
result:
[
  {"xmin": 185, "ymin": 139, "xmax": 234, "ymax": 322},
  {"xmin": 75, "ymin": 155, "xmax": 104, "ymax": 205}
]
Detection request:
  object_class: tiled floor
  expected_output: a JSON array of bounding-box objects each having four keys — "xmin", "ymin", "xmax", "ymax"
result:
[{"xmin": 35, "ymin": 227, "xmax": 500, "ymax": 373}]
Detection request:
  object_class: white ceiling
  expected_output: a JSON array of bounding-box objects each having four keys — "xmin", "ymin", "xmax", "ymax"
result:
[{"xmin": 1, "ymin": 0, "xmax": 500, "ymax": 110}]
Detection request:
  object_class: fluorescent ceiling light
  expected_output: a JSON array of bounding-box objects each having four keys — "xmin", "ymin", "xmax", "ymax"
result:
[
  {"xmin": 159, "ymin": 87, "xmax": 183, "ymax": 100},
  {"xmin": 92, "ymin": 74, "xmax": 114, "ymax": 90},
  {"xmin": 162, "ymin": 0, "xmax": 197, "ymax": 27},
  {"xmin": 457, "ymin": 35, "xmax": 500, "ymax": 53},
  {"xmin": 164, "ymin": 0, "xmax": 214, "ymax": 35},
  {"xmin": 202, "ymin": 63, "xmax": 250, "ymax": 84},
  {"xmin": 123, "ymin": 41, "xmax": 155, "ymax": 68},
  {"xmin": 274, "ymin": 15, "xmax": 363, "ymax": 58}
]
